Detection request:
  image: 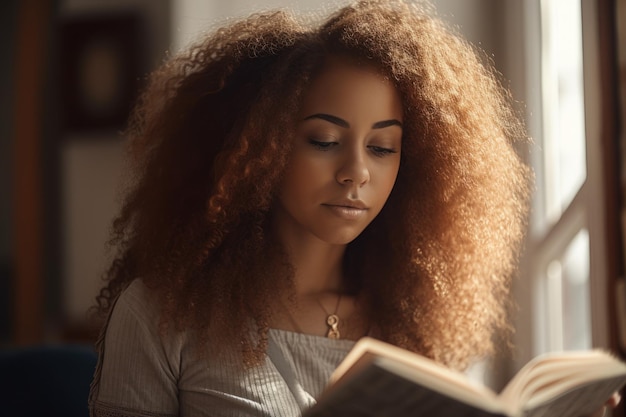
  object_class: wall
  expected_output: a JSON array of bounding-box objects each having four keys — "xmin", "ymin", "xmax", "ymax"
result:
[
  {"xmin": 58, "ymin": 0, "xmax": 170, "ymax": 323},
  {"xmin": 170, "ymin": 0, "xmax": 506, "ymax": 58},
  {"xmin": 1, "ymin": 0, "xmax": 19, "ymax": 341},
  {"xmin": 0, "ymin": 2, "xmax": 17, "ymax": 261}
]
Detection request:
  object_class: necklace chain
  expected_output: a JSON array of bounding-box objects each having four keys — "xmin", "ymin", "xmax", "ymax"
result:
[
  {"xmin": 281, "ymin": 294, "xmax": 343, "ymax": 339},
  {"xmin": 318, "ymin": 295, "xmax": 342, "ymax": 339}
]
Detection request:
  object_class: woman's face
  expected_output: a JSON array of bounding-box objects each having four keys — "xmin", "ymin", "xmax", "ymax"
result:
[{"xmin": 274, "ymin": 56, "xmax": 403, "ymax": 246}]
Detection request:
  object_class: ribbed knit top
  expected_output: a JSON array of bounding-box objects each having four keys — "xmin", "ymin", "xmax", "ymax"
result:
[{"xmin": 89, "ymin": 279, "xmax": 356, "ymax": 417}]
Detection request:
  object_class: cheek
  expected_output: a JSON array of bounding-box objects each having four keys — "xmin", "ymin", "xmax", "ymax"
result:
[
  {"xmin": 279, "ymin": 156, "xmax": 322, "ymax": 204},
  {"xmin": 285, "ymin": 154, "xmax": 332, "ymax": 187},
  {"xmin": 379, "ymin": 161, "xmax": 401, "ymax": 198}
]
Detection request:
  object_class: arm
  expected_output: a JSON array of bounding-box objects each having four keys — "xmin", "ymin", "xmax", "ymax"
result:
[{"xmin": 90, "ymin": 281, "xmax": 182, "ymax": 417}]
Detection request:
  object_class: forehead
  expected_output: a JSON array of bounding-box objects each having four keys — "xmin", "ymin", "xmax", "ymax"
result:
[{"xmin": 298, "ymin": 56, "xmax": 403, "ymax": 122}]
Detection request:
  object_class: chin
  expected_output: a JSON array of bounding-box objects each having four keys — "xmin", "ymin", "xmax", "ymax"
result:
[{"xmin": 315, "ymin": 228, "xmax": 365, "ymax": 245}]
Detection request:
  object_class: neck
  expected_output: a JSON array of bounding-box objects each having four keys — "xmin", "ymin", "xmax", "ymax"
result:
[
  {"xmin": 270, "ymin": 214, "xmax": 347, "ymax": 297},
  {"xmin": 269, "ymin": 212, "xmax": 369, "ymax": 339},
  {"xmin": 289, "ymin": 237, "xmax": 347, "ymax": 297}
]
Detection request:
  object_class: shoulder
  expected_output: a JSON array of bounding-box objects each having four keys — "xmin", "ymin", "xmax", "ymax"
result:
[
  {"xmin": 91, "ymin": 279, "xmax": 184, "ymax": 414},
  {"xmin": 104, "ymin": 278, "xmax": 185, "ymax": 359},
  {"xmin": 113, "ymin": 279, "xmax": 161, "ymax": 324}
]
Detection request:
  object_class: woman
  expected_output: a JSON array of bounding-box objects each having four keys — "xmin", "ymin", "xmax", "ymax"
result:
[{"xmin": 89, "ymin": 1, "xmax": 534, "ymax": 415}]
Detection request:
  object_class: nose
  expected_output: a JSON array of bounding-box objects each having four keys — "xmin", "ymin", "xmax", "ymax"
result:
[{"xmin": 336, "ymin": 149, "xmax": 370, "ymax": 186}]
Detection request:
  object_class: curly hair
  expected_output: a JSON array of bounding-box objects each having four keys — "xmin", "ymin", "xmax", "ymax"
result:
[{"xmin": 94, "ymin": 0, "xmax": 531, "ymax": 371}]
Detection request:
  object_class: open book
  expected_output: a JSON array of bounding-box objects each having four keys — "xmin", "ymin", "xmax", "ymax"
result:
[{"xmin": 305, "ymin": 337, "xmax": 626, "ymax": 417}]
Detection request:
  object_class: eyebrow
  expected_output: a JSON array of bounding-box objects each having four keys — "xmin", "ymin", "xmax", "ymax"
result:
[{"xmin": 303, "ymin": 113, "xmax": 403, "ymax": 130}]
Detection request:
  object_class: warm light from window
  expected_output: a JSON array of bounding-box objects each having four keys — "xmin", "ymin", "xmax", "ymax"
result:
[{"xmin": 541, "ymin": 0, "xmax": 587, "ymax": 226}]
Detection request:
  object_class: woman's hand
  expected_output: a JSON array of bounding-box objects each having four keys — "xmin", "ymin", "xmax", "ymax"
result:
[{"xmin": 589, "ymin": 392, "xmax": 621, "ymax": 417}]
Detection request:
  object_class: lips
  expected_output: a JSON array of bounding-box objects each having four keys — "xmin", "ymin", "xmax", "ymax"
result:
[
  {"xmin": 323, "ymin": 199, "xmax": 369, "ymax": 210},
  {"xmin": 322, "ymin": 199, "xmax": 369, "ymax": 220}
]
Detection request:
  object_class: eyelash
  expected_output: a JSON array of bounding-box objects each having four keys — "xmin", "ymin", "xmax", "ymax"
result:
[
  {"xmin": 308, "ymin": 139, "xmax": 337, "ymax": 151},
  {"xmin": 308, "ymin": 139, "xmax": 398, "ymax": 157},
  {"xmin": 368, "ymin": 146, "xmax": 398, "ymax": 157}
]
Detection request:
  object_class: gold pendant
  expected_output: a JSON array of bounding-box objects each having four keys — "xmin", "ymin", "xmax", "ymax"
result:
[{"xmin": 327, "ymin": 314, "xmax": 340, "ymax": 339}]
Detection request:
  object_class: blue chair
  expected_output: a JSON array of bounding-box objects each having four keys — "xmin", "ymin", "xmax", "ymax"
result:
[{"xmin": 0, "ymin": 344, "xmax": 97, "ymax": 417}]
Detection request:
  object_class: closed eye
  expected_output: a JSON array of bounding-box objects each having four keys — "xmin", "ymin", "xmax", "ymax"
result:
[
  {"xmin": 309, "ymin": 139, "xmax": 338, "ymax": 151},
  {"xmin": 368, "ymin": 145, "xmax": 398, "ymax": 157}
]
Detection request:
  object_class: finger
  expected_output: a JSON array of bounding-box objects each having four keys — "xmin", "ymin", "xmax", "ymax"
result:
[{"xmin": 608, "ymin": 391, "xmax": 621, "ymax": 408}]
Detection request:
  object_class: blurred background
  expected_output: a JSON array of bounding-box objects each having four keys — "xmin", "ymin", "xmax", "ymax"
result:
[{"xmin": 2, "ymin": 0, "xmax": 626, "ymax": 403}]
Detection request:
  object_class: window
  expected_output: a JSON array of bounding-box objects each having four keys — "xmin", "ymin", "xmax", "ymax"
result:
[{"xmin": 521, "ymin": 0, "xmax": 610, "ymax": 358}]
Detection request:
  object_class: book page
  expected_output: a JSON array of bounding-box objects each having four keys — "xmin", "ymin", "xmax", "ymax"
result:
[
  {"xmin": 305, "ymin": 363, "xmax": 509, "ymax": 417},
  {"xmin": 499, "ymin": 350, "xmax": 626, "ymax": 411},
  {"xmin": 329, "ymin": 338, "xmax": 499, "ymax": 404},
  {"xmin": 501, "ymin": 350, "xmax": 610, "ymax": 402},
  {"xmin": 520, "ymin": 376, "xmax": 626, "ymax": 417}
]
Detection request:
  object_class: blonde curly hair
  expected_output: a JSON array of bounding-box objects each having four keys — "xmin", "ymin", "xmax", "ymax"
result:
[{"xmin": 95, "ymin": 0, "xmax": 531, "ymax": 370}]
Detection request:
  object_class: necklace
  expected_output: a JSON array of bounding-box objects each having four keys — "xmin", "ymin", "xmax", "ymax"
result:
[{"xmin": 318, "ymin": 295, "xmax": 342, "ymax": 339}]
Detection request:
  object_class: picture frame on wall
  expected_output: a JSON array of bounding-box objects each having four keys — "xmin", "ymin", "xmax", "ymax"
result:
[{"xmin": 60, "ymin": 13, "xmax": 143, "ymax": 133}]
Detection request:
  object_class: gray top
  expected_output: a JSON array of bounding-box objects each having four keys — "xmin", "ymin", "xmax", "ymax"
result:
[{"xmin": 89, "ymin": 279, "xmax": 356, "ymax": 417}]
